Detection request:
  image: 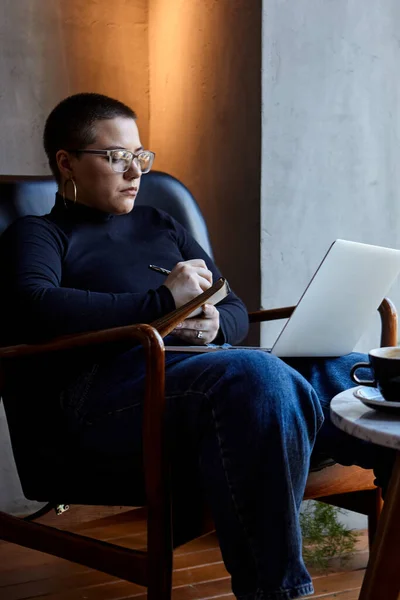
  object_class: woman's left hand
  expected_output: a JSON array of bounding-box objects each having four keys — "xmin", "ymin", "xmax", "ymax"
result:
[{"xmin": 172, "ymin": 304, "xmax": 220, "ymax": 345}]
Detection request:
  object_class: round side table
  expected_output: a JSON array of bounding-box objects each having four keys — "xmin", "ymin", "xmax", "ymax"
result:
[{"xmin": 331, "ymin": 387, "xmax": 400, "ymax": 600}]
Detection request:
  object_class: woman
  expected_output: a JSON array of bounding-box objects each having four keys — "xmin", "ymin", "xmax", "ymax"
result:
[{"xmin": 0, "ymin": 93, "xmax": 392, "ymax": 600}]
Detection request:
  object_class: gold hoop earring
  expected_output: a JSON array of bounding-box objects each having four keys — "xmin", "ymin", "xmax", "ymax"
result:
[{"xmin": 62, "ymin": 178, "xmax": 77, "ymax": 207}]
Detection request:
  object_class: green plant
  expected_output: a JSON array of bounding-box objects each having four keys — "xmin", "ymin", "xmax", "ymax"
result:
[{"xmin": 300, "ymin": 501, "xmax": 358, "ymax": 570}]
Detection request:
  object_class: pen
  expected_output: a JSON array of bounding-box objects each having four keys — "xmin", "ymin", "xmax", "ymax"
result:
[{"xmin": 148, "ymin": 264, "xmax": 171, "ymax": 276}]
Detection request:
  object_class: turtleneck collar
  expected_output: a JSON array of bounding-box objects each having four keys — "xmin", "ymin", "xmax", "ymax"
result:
[{"xmin": 52, "ymin": 193, "xmax": 114, "ymax": 222}]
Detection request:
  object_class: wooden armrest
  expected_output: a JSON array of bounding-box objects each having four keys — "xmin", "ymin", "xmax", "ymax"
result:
[
  {"xmin": 248, "ymin": 306, "xmax": 295, "ymax": 324},
  {"xmin": 0, "ymin": 322, "xmax": 163, "ymax": 359},
  {"xmin": 248, "ymin": 297, "xmax": 398, "ymax": 349},
  {"xmin": 378, "ymin": 297, "xmax": 398, "ymax": 347}
]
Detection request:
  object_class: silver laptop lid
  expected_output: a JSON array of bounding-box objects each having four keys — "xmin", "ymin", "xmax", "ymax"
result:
[{"xmin": 271, "ymin": 239, "xmax": 400, "ymax": 357}]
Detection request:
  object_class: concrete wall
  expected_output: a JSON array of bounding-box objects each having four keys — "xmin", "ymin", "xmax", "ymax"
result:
[
  {"xmin": 261, "ymin": 0, "xmax": 400, "ymax": 351},
  {"xmin": 0, "ymin": 0, "xmax": 149, "ymax": 175},
  {"xmin": 148, "ymin": 0, "xmax": 262, "ymax": 323}
]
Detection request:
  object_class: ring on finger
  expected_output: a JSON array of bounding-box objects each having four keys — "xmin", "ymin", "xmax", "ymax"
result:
[{"xmin": 197, "ymin": 330, "xmax": 203, "ymax": 339}]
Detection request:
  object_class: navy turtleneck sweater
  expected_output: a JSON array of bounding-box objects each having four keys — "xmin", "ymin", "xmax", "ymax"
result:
[{"xmin": 0, "ymin": 194, "xmax": 249, "ymax": 347}]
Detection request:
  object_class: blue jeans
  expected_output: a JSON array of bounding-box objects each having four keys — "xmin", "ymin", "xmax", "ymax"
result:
[{"xmin": 60, "ymin": 348, "xmax": 393, "ymax": 600}]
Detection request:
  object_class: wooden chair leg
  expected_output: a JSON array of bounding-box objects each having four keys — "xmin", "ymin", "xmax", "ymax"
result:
[
  {"xmin": 359, "ymin": 452, "xmax": 400, "ymax": 600},
  {"xmin": 147, "ymin": 564, "xmax": 172, "ymax": 600},
  {"xmin": 146, "ymin": 500, "xmax": 173, "ymax": 600},
  {"xmin": 367, "ymin": 487, "xmax": 383, "ymax": 551}
]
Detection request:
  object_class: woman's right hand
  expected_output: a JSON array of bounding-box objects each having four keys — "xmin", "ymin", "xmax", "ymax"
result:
[{"xmin": 163, "ymin": 259, "xmax": 213, "ymax": 308}]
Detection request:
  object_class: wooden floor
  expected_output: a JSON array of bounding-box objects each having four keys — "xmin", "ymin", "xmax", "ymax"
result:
[{"xmin": 0, "ymin": 506, "xmax": 369, "ymax": 599}]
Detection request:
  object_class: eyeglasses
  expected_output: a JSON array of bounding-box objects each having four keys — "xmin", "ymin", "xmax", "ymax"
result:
[{"xmin": 70, "ymin": 149, "xmax": 155, "ymax": 174}]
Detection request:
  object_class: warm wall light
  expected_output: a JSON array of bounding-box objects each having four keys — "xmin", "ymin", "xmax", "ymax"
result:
[{"xmin": 148, "ymin": 0, "xmax": 261, "ymax": 333}]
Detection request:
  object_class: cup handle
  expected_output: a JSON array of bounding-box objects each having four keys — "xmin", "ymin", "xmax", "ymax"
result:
[{"xmin": 350, "ymin": 362, "xmax": 376, "ymax": 386}]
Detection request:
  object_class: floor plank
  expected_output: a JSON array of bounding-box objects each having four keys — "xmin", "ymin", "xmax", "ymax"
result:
[{"xmin": 0, "ymin": 507, "xmax": 368, "ymax": 599}]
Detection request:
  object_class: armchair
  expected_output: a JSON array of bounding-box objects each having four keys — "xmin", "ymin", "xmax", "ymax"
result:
[{"xmin": 0, "ymin": 173, "xmax": 396, "ymax": 599}]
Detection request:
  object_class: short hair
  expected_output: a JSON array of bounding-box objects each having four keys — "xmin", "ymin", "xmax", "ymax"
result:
[{"xmin": 43, "ymin": 92, "xmax": 137, "ymax": 182}]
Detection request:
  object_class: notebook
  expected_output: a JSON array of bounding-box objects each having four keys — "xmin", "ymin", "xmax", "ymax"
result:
[{"xmin": 166, "ymin": 239, "xmax": 400, "ymax": 357}]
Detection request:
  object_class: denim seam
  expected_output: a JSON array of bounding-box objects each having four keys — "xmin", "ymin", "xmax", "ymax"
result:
[
  {"xmin": 84, "ymin": 379, "xmax": 142, "ymax": 424},
  {"xmin": 79, "ymin": 364, "xmax": 99, "ymax": 410},
  {"xmin": 85, "ymin": 399, "xmax": 142, "ymax": 423},
  {"xmin": 60, "ymin": 363, "xmax": 99, "ymax": 421},
  {"xmin": 165, "ymin": 385, "xmax": 265, "ymax": 594},
  {"xmin": 208, "ymin": 400, "xmax": 266, "ymax": 590}
]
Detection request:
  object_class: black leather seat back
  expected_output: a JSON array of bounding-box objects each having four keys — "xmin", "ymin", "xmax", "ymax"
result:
[
  {"xmin": 0, "ymin": 172, "xmax": 213, "ymax": 257},
  {"xmin": 136, "ymin": 171, "xmax": 213, "ymax": 257},
  {"xmin": 0, "ymin": 177, "xmax": 57, "ymax": 235}
]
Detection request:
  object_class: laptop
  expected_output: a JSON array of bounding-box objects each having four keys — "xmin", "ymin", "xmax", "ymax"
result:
[
  {"xmin": 165, "ymin": 239, "xmax": 400, "ymax": 358},
  {"xmin": 270, "ymin": 239, "xmax": 400, "ymax": 357}
]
